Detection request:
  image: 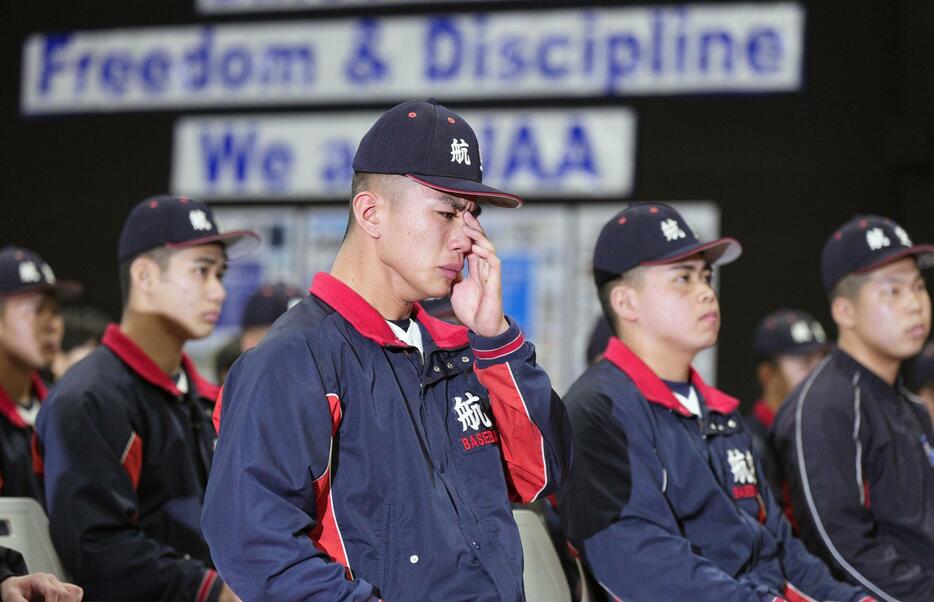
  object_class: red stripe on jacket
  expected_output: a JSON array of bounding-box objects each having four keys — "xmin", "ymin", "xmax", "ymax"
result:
[
  {"xmin": 120, "ymin": 432, "xmax": 143, "ymax": 490},
  {"xmin": 308, "ymin": 393, "xmax": 354, "ymax": 579},
  {"xmin": 196, "ymin": 569, "xmax": 218, "ymax": 602},
  {"xmin": 474, "ymin": 362, "xmax": 547, "ymax": 503}
]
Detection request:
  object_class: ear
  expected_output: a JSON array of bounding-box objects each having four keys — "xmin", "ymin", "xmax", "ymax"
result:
[
  {"xmin": 756, "ymin": 362, "xmax": 774, "ymax": 389},
  {"xmin": 351, "ymin": 190, "xmax": 383, "ymax": 240},
  {"xmin": 130, "ymin": 255, "xmax": 159, "ymax": 297},
  {"xmin": 831, "ymin": 295, "xmax": 856, "ymax": 331},
  {"xmin": 610, "ymin": 283, "xmax": 640, "ymax": 325}
]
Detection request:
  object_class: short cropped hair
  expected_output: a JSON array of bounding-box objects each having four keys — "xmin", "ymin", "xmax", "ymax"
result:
[
  {"xmin": 829, "ymin": 271, "xmax": 872, "ymax": 303},
  {"xmin": 597, "ymin": 266, "xmax": 646, "ymax": 333},
  {"xmin": 118, "ymin": 247, "xmax": 175, "ymax": 308}
]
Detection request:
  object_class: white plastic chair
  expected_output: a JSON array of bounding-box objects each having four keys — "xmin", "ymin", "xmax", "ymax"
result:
[
  {"xmin": 513, "ymin": 508, "xmax": 572, "ymax": 602},
  {"xmin": 0, "ymin": 497, "xmax": 68, "ymax": 580}
]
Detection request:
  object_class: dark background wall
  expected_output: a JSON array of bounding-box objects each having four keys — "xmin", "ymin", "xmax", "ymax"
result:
[{"xmin": 3, "ymin": 0, "xmax": 933, "ymax": 404}]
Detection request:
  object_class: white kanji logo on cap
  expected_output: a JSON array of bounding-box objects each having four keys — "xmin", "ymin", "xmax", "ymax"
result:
[
  {"xmin": 812, "ymin": 322, "xmax": 827, "ymax": 343},
  {"xmin": 40, "ymin": 263, "xmax": 56, "ymax": 284},
  {"xmin": 189, "ymin": 210, "xmax": 213, "ymax": 232},
  {"xmin": 790, "ymin": 321, "xmax": 813, "ymax": 343},
  {"xmin": 452, "ymin": 391, "xmax": 491, "ymax": 432},
  {"xmin": 18, "ymin": 261, "xmax": 41, "ymax": 283},
  {"xmin": 866, "ymin": 228, "xmax": 890, "ymax": 251},
  {"xmin": 661, "ymin": 219, "xmax": 686, "ymax": 242},
  {"xmin": 894, "ymin": 226, "xmax": 912, "ymax": 247},
  {"xmin": 450, "ymin": 138, "xmax": 471, "ymax": 165}
]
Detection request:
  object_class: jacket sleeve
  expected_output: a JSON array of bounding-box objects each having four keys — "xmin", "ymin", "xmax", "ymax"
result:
[
  {"xmin": 789, "ymin": 389, "xmax": 934, "ymax": 602},
  {"xmin": 36, "ymin": 391, "xmax": 224, "ymax": 602},
  {"xmin": 0, "ymin": 545, "xmax": 28, "ymax": 582},
  {"xmin": 558, "ymin": 392, "xmax": 779, "ymax": 602},
  {"xmin": 469, "ymin": 319, "xmax": 573, "ymax": 504},
  {"xmin": 753, "ymin": 447, "xmax": 872, "ymax": 602},
  {"xmin": 202, "ymin": 335, "xmax": 380, "ymax": 602}
]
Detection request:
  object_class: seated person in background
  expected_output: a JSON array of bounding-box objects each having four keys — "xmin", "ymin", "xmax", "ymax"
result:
[
  {"xmin": 238, "ymin": 282, "xmax": 304, "ymax": 351},
  {"xmin": 215, "ymin": 282, "xmax": 305, "ymax": 383},
  {"xmin": 585, "ymin": 316, "xmax": 612, "ymax": 365},
  {"xmin": 0, "ymin": 545, "xmax": 82, "ymax": 602},
  {"xmin": 773, "ymin": 215, "xmax": 934, "ymax": 601},
  {"xmin": 0, "ymin": 246, "xmax": 79, "ymax": 499},
  {"xmin": 909, "ymin": 339, "xmax": 934, "ymax": 425},
  {"xmin": 50, "ymin": 305, "xmax": 110, "ymax": 381},
  {"xmin": 748, "ymin": 309, "xmax": 828, "ymax": 499},
  {"xmin": 36, "ymin": 196, "xmax": 257, "ymax": 602},
  {"xmin": 559, "ymin": 203, "xmax": 872, "ymax": 602}
]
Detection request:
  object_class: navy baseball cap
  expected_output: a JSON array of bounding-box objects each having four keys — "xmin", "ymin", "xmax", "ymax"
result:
[
  {"xmin": 910, "ymin": 340, "xmax": 934, "ymax": 390},
  {"xmin": 241, "ymin": 283, "xmax": 305, "ymax": 329},
  {"xmin": 753, "ymin": 309, "xmax": 828, "ymax": 361},
  {"xmin": 593, "ymin": 203, "xmax": 742, "ymax": 287},
  {"xmin": 352, "ymin": 99, "xmax": 522, "ymax": 209},
  {"xmin": 118, "ymin": 195, "xmax": 259, "ymax": 262},
  {"xmin": 0, "ymin": 246, "xmax": 82, "ymax": 299},
  {"xmin": 822, "ymin": 215, "xmax": 934, "ymax": 294}
]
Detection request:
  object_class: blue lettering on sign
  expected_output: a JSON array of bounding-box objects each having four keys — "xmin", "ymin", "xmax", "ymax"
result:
[
  {"xmin": 747, "ymin": 28, "xmax": 782, "ymax": 73},
  {"xmin": 485, "ymin": 118, "xmax": 598, "ymax": 184},
  {"xmin": 344, "ymin": 18, "xmax": 388, "ymax": 84},
  {"xmin": 40, "ymin": 33, "xmax": 71, "ymax": 93},
  {"xmin": 320, "ymin": 140, "xmax": 355, "ymax": 190},
  {"xmin": 200, "ymin": 127, "xmax": 295, "ymax": 190},
  {"xmin": 28, "ymin": 8, "xmax": 800, "ymax": 113},
  {"xmin": 141, "ymin": 50, "xmax": 171, "ymax": 93},
  {"xmin": 425, "ymin": 17, "xmax": 462, "ymax": 80}
]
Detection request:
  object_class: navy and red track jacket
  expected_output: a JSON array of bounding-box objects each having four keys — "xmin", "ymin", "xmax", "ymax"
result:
[
  {"xmin": 36, "ymin": 324, "xmax": 226, "ymax": 602},
  {"xmin": 202, "ymin": 272, "xmax": 573, "ymax": 601},
  {"xmin": 0, "ymin": 374, "xmax": 45, "ymax": 499},
  {"xmin": 558, "ymin": 337, "xmax": 871, "ymax": 602},
  {"xmin": 773, "ymin": 348, "xmax": 934, "ymax": 602}
]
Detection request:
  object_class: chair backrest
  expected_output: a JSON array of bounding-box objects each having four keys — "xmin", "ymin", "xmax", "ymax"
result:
[
  {"xmin": 513, "ymin": 508, "xmax": 572, "ymax": 602},
  {"xmin": 0, "ymin": 497, "xmax": 68, "ymax": 580}
]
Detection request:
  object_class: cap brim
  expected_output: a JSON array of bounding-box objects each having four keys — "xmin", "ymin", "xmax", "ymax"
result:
[
  {"xmin": 165, "ymin": 230, "xmax": 261, "ymax": 260},
  {"xmin": 406, "ymin": 174, "xmax": 523, "ymax": 209},
  {"xmin": 642, "ymin": 237, "xmax": 743, "ymax": 268},
  {"xmin": 0, "ymin": 280, "xmax": 83, "ymax": 301},
  {"xmin": 854, "ymin": 244, "xmax": 934, "ymax": 275}
]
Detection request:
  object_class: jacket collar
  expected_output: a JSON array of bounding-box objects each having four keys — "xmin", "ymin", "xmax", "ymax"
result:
[
  {"xmin": 0, "ymin": 373, "xmax": 47, "ymax": 430},
  {"xmin": 752, "ymin": 400, "xmax": 775, "ymax": 429},
  {"xmin": 102, "ymin": 324, "xmax": 220, "ymax": 400},
  {"xmin": 309, "ymin": 272, "xmax": 469, "ymax": 350},
  {"xmin": 830, "ymin": 346, "xmax": 899, "ymax": 400},
  {"xmin": 603, "ymin": 336, "xmax": 739, "ymax": 416}
]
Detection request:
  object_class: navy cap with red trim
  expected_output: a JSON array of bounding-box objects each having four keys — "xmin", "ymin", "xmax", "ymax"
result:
[
  {"xmin": 241, "ymin": 283, "xmax": 305, "ymax": 329},
  {"xmin": 118, "ymin": 195, "xmax": 259, "ymax": 262},
  {"xmin": 821, "ymin": 215, "xmax": 934, "ymax": 294},
  {"xmin": 352, "ymin": 98, "xmax": 522, "ymax": 209},
  {"xmin": 0, "ymin": 246, "xmax": 82, "ymax": 299},
  {"xmin": 592, "ymin": 203, "xmax": 742, "ymax": 287},
  {"xmin": 753, "ymin": 309, "xmax": 828, "ymax": 361}
]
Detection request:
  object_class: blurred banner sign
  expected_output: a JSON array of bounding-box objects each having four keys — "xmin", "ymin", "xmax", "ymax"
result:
[
  {"xmin": 198, "ymin": 0, "xmax": 516, "ymax": 13},
  {"xmin": 171, "ymin": 108, "xmax": 636, "ymax": 199},
  {"xmin": 22, "ymin": 3, "xmax": 804, "ymax": 114}
]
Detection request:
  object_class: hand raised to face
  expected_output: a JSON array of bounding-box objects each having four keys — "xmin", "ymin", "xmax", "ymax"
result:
[{"xmin": 450, "ymin": 211, "xmax": 509, "ymax": 338}]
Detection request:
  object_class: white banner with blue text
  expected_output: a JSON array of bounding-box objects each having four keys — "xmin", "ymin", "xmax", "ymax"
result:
[{"xmin": 22, "ymin": 3, "xmax": 804, "ymax": 115}]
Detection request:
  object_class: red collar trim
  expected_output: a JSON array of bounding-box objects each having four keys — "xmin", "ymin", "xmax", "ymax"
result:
[
  {"xmin": 752, "ymin": 400, "xmax": 775, "ymax": 429},
  {"xmin": 603, "ymin": 337, "xmax": 739, "ymax": 416},
  {"xmin": 0, "ymin": 373, "xmax": 47, "ymax": 429},
  {"xmin": 309, "ymin": 273, "xmax": 469, "ymax": 350},
  {"xmin": 102, "ymin": 324, "xmax": 219, "ymax": 400}
]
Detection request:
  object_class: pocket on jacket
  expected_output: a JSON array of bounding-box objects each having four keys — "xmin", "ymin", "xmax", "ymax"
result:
[{"xmin": 377, "ymin": 503, "xmax": 394, "ymax": 596}]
